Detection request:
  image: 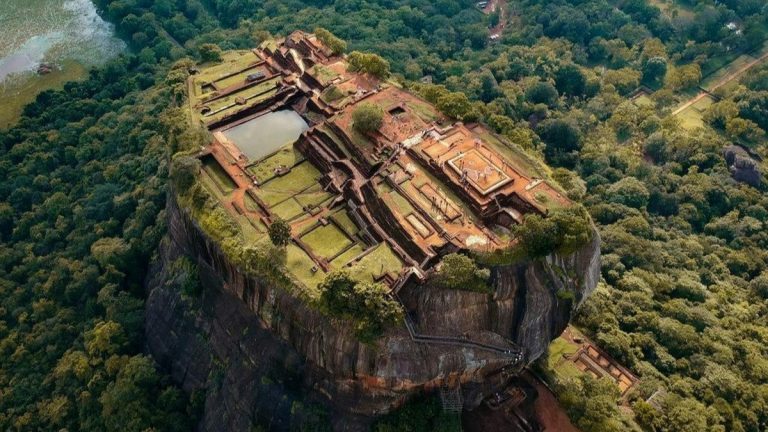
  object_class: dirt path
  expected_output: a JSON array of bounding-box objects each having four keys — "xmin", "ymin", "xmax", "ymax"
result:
[
  {"xmin": 486, "ymin": 0, "xmax": 508, "ymax": 39},
  {"xmin": 524, "ymin": 371, "xmax": 581, "ymax": 432},
  {"xmin": 672, "ymin": 50, "xmax": 768, "ymax": 115}
]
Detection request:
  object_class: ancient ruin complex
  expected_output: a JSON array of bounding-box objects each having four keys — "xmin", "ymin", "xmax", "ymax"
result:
[
  {"xmin": 144, "ymin": 31, "xmax": 599, "ymax": 429},
  {"xmin": 188, "ymin": 30, "xmax": 571, "ymax": 295}
]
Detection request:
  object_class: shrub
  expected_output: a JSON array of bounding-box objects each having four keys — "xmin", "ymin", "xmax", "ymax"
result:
[
  {"xmin": 268, "ymin": 218, "xmax": 292, "ymax": 247},
  {"xmin": 347, "ymin": 51, "xmax": 390, "ymax": 78},
  {"xmin": 514, "ymin": 206, "xmax": 593, "ymax": 257},
  {"xmin": 314, "ymin": 28, "xmax": 346, "ymax": 55},
  {"xmin": 170, "ymin": 156, "xmax": 201, "ymax": 192},
  {"xmin": 352, "ymin": 103, "xmax": 384, "ymax": 134},
  {"xmin": 198, "ymin": 43, "xmax": 222, "ymax": 63},
  {"xmin": 434, "ymin": 253, "xmax": 491, "ymax": 293},
  {"xmin": 319, "ymin": 272, "xmax": 402, "ymax": 343}
]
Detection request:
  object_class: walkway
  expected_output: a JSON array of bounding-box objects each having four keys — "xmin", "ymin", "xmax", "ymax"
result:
[
  {"xmin": 394, "ymin": 293, "xmax": 525, "ymax": 362},
  {"xmin": 672, "ymin": 49, "xmax": 768, "ymax": 116}
]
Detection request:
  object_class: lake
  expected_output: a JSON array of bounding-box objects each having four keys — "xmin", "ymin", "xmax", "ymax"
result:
[
  {"xmin": 0, "ymin": 0, "xmax": 125, "ymax": 127},
  {"xmin": 223, "ymin": 111, "xmax": 310, "ymax": 161}
]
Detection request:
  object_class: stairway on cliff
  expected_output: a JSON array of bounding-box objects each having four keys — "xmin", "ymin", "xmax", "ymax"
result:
[{"xmin": 439, "ymin": 381, "xmax": 464, "ymax": 413}]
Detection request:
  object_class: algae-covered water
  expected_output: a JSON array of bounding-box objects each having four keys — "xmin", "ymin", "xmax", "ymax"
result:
[
  {"xmin": 223, "ymin": 111, "xmax": 310, "ymax": 161},
  {"xmin": 0, "ymin": 0, "xmax": 125, "ymax": 127}
]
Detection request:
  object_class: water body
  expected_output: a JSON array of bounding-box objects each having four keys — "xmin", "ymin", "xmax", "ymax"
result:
[
  {"xmin": 0, "ymin": 0, "xmax": 125, "ymax": 127},
  {"xmin": 224, "ymin": 111, "xmax": 310, "ymax": 161}
]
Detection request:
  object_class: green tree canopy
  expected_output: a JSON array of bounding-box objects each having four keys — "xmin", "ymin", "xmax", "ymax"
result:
[
  {"xmin": 347, "ymin": 51, "xmax": 390, "ymax": 79},
  {"xmin": 433, "ymin": 253, "xmax": 491, "ymax": 293},
  {"xmin": 319, "ymin": 272, "xmax": 402, "ymax": 342},
  {"xmin": 198, "ymin": 43, "xmax": 223, "ymax": 63},
  {"xmin": 352, "ymin": 103, "xmax": 384, "ymax": 134},
  {"xmin": 268, "ymin": 218, "xmax": 292, "ymax": 247},
  {"xmin": 314, "ymin": 27, "xmax": 346, "ymax": 55},
  {"xmin": 514, "ymin": 206, "xmax": 593, "ymax": 257}
]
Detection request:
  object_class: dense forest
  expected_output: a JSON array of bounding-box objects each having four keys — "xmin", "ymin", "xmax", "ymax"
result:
[{"xmin": 1, "ymin": 0, "xmax": 767, "ymax": 430}]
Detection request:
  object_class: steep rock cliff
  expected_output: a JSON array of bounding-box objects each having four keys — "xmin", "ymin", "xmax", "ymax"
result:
[{"xmin": 145, "ymin": 196, "xmax": 600, "ymax": 430}]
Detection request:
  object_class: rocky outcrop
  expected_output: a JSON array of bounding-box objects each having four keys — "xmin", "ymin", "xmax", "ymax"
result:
[
  {"xmin": 724, "ymin": 145, "xmax": 762, "ymax": 187},
  {"xmin": 144, "ymin": 195, "xmax": 600, "ymax": 431}
]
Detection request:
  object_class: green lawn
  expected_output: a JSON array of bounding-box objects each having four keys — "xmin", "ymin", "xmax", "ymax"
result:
[
  {"xmin": 285, "ymin": 244, "xmax": 327, "ymax": 294},
  {"xmin": 214, "ymin": 66, "xmax": 268, "ymax": 89},
  {"xmin": 310, "ymin": 64, "xmax": 340, "ymax": 85},
  {"xmin": 547, "ymin": 337, "xmax": 584, "ymax": 381},
  {"xmin": 475, "ymin": 129, "xmax": 543, "ymax": 178},
  {"xmin": 405, "ymin": 98, "xmax": 441, "ymax": 123},
  {"xmin": 257, "ymin": 162, "xmax": 321, "ymax": 206},
  {"xmin": 244, "ymin": 193, "xmax": 261, "ymax": 212},
  {"xmin": 701, "ymin": 53, "xmax": 755, "ymax": 92},
  {"xmin": 632, "ymin": 94, "xmax": 655, "ymax": 108},
  {"xmin": 331, "ymin": 211, "xmax": 359, "ymax": 236},
  {"xmin": 350, "ymin": 243, "xmax": 403, "ymax": 283},
  {"xmin": 270, "ymin": 198, "xmax": 305, "ymax": 220},
  {"xmin": 330, "ymin": 244, "xmax": 365, "ymax": 268},
  {"xmin": 301, "ymin": 224, "xmax": 353, "ymax": 260},
  {"xmin": 676, "ymin": 105, "xmax": 705, "ymax": 130},
  {"xmin": 386, "ymin": 189, "xmax": 416, "ymax": 216},
  {"xmin": 233, "ymin": 212, "xmax": 266, "ymax": 242},
  {"xmin": 202, "ymin": 157, "xmax": 237, "ymax": 193},
  {"xmin": 247, "ymin": 145, "xmax": 305, "ymax": 184},
  {"xmin": 294, "ymin": 184, "xmax": 332, "ymax": 209},
  {"xmin": 691, "ymin": 96, "xmax": 714, "ymax": 111}
]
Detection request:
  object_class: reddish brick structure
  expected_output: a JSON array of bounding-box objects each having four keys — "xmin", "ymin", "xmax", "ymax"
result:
[{"xmin": 187, "ymin": 31, "xmax": 572, "ymax": 292}]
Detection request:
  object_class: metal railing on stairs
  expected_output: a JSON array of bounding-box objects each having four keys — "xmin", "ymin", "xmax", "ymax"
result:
[{"xmin": 392, "ymin": 292, "xmax": 525, "ymax": 363}]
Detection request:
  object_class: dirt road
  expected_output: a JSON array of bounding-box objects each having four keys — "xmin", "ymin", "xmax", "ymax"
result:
[{"xmin": 672, "ymin": 50, "xmax": 768, "ymax": 116}]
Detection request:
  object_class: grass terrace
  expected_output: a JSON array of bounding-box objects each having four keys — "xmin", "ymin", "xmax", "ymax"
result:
[
  {"xmin": 675, "ymin": 95, "xmax": 716, "ymax": 130},
  {"xmin": 348, "ymin": 243, "xmax": 404, "ymax": 283},
  {"xmin": 309, "ymin": 64, "xmax": 341, "ymax": 86},
  {"xmin": 202, "ymin": 155, "xmax": 237, "ymax": 194},
  {"xmin": 301, "ymin": 223, "xmax": 354, "ymax": 261},
  {"xmin": 286, "ymin": 244, "xmax": 327, "ymax": 296},
  {"xmin": 701, "ymin": 53, "xmax": 756, "ymax": 92},
  {"xmin": 547, "ymin": 337, "xmax": 584, "ymax": 380},
  {"xmin": 472, "ymin": 128, "xmax": 544, "ymax": 180},
  {"xmin": 246, "ymin": 144, "xmax": 306, "ymax": 184},
  {"xmin": 255, "ymin": 161, "xmax": 323, "ymax": 206},
  {"xmin": 632, "ymin": 94, "xmax": 655, "ymax": 108},
  {"xmin": 192, "ymin": 52, "xmax": 260, "ymax": 90},
  {"xmin": 196, "ymin": 77, "xmax": 282, "ymax": 125}
]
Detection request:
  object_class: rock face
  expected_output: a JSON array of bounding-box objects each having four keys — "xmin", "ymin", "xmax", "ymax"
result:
[
  {"xmin": 724, "ymin": 145, "xmax": 762, "ymax": 187},
  {"xmin": 145, "ymin": 196, "xmax": 600, "ymax": 431}
]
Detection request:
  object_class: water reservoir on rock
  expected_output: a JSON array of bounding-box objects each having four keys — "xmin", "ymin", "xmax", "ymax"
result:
[{"xmin": 223, "ymin": 110, "xmax": 309, "ymax": 161}]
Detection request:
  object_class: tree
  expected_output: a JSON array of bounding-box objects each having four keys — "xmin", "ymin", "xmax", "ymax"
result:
[
  {"xmin": 751, "ymin": 272, "xmax": 768, "ymax": 299},
  {"xmin": 514, "ymin": 206, "xmax": 592, "ymax": 257},
  {"xmin": 606, "ymin": 177, "xmax": 650, "ymax": 209},
  {"xmin": 268, "ymin": 218, "xmax": 292, "ymax": 247},
  {"xmin": 604, "ymin": 68, "xmax": 642, "ymax": 94},
  {"xmin": 352, "ymin": 103, "xmax": 384, "ymax": 134},
  {"xmin": 525, "ymin": 81, "xmax": 559, "ymax": 107},
  {"xmin": 436, "ymin": 92, "xmax": 473, "ymax": 120},
  {"xmin": 557, "ymin": 375, "xmax": 623, "ymax": 432},
  {"xmin": 434, "ymin": 253, "xmax": 491, "ymax": 293},
  {"xmin": 642, "ymin": 57, "xmax": 667, "ymax": 85},
  {"xmin": 319, "ymin": 272, "xmax": 402, "ymax": 342},
  {"xmin": 665, "ymin": 64, "xmax": 702, "ymax": 91},
  {"xmin": 314, "ymin": 28, "xmax": 346, "ymax": 55},
  {"xmin": 347, "ymin": 51, "xmax": 390, "ymax": 79},
  {"xmin": 91, "ymin": 237, "xmax": 131, "ymax": 268},
  {"xmin": 555, "ymin": 64, "xmax": 587, "ymax": 97},
  {"xmin": 537, "ymin": 118, "xmax": 582, "ymax": 167},
  {"xmin": 170, "ymin": 156, "xmax": 201, "ymax": 192},
  {"xmin": 198, "ymin": 43, "xmax": 222, "ymax": 63}
]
